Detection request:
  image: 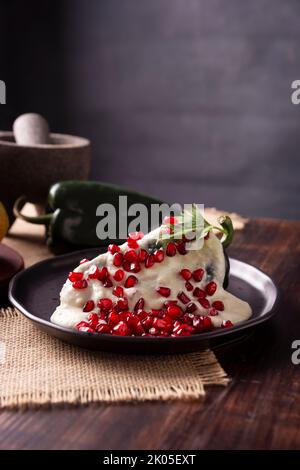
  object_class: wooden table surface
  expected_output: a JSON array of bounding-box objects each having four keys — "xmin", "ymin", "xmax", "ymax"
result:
[{"xmin": 0, "ymin": 217, "xmax": 299, "ymax": 450}]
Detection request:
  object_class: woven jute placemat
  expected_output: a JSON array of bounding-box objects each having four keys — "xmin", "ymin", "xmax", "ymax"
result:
[{"xmin": 0, "ymin": 307, "xmax": 229, "ymax": 409}]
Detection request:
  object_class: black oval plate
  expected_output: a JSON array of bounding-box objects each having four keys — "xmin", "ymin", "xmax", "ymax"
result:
[{"xmin": 8, "ymin": 248, "xmax": 278, "ymax": 354}]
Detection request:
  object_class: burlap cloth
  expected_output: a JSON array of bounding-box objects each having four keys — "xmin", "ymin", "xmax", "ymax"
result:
[{"xmin": 0, "ymin": 205, "xmax": 246, "ymax": 409}]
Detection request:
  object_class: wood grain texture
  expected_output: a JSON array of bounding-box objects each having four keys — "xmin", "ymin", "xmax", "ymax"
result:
[{"xmin": 0, "ymin": 217, "xmax": 299, "ymax": 450}]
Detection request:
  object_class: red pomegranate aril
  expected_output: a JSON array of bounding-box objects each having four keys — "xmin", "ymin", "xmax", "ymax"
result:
[
  {"xmin": 212, "ymin": 300, "xmax": 225, "ymax": 311},
  {"xmin": 192, "ymin": 268, "xmax": 205, "ymax": 282},
  {"xmin": 180, "ymin": 269, "xmax": 192, "ymax": 281},
  {"xmin": 129, "ymin": 231, "xmax": 144, "ymax": 241},
  {"xmin": 222, "ymin": 320, "xmax": 233, "ymax": 328},
  {"xmin": 185, "ymin": 281, "xmax": 193, "ymax": 292},
  {"xmin": 113, "ymin": 321, "xmax": 130, "ymax": 336},
  {"xmin": 83, "ymin": 300, "xmax": 95, "ymax": 312},
  {"xmin": 156, "ymin": 286, "xmax": 171, "ymax": 297},
  {"xmin": 87, "ymin": 266, "xmax": 100, "ymax": 280},
  {"xmin": 163, "ymin": 300, "xmax": 178, "ymax": 307},
  {"xmin": 125, "ymin": 275, "xmax": 138, "ymax": 288},
  {"xmin": 113, "ymin": 252, "xmax": 123, "ymax": 267},
  {"xmin": 176, "ymin": 242, "xmax": 187, "ymax": 255},
  {"xmin": 186, "ymin": 302, "xmax": 197, "ymax": 313},
  {"xmin": 138, "ymin": 249, "xmax": 148, "ymax": 262},
  {"xmin": 166, "ymin": 242, "xmax": 177, "ymax": 257},
  {"xmin": 96, "ymin": 324, "xmax": 111, "ymax": 334},
  {"xmin": 113, "ymin": 285, "xmax": 124, "ymax": 298},
  {"xmin": 87, "ymin": 313, "xmax": 99, "ymax": 323},
  {"xmin": 151, "ymin": 308, "xmax": 161, "ymax": 317},
  {"xmin": 154, "ymin": 249, "xmax": 164, "ymax": 263},
  {"xmin": 118, "ymin": 311, "xmax": 133, "ymax": 322},
  {"xmin": 141, "ymin": 315, "xmax": 153, "ymax": 329},
  {"xmin": 193, "ymin": 287, "xmax": 206, "ymax": 299},
  {"xmin": 128, "ymin": 317, "xmax": 144, "ymax": 336},
  {"xmin": 138, "ymin": 310, "xmax": 148, "ymax": 321},
  {"xmin": 199, "ymin": 297, "xmax": 210, "ymax": 309},
  {"xmin": 134, "ymin": 297, "xmax": 145, "ymax": 312},
  {"xmin": 79, "ymin": 258, "xmax": 89, "ymax": 264},
  {"xmin": 145, "ymin": 254, "xmax": 155, "ymax": 268},
  {"xmin": 167, "ymin": 305, "xmax": 183, "ymax": 319},
  {"xmin": 108, "ymin": 244, "xmax": 120, "ymax": 254},
  {"xmin": 68, "ymin": 271, "xmax": 83, "ymax": 282},
  {"xmin": 130, "ymin": 261, "xmax": 141, "ymax": 273},
  {"xmin": 107, "ymin": 310, "xmax": 120, "ymax": 325},
  {"xmin": 173, "ymin": 323, "xmax": 194, "ymax": 336},
  {"xmin": 205, "ymin": 281, "xmax": 217, "ymax": 296},
  {"xmin": 98, "ymin": 298, "xmax": 113, "ymax": 311},
  {"xmin": 117, "ymin": 298, "xmax": 128, "ymax": 310},
  {"xmin": 113, "ymin": 269, "xmax": 125, "ymax": 282},
  {"xmin": 209, "ymin": 307, "xmax": 218, "ymax": 316},
  {"xmin": 75, "ymin": 321, "xmax": 90, "ymax": 330},
  {"xmin": 127, "ymin": 237, "xmax": 139, "ymax": 249},
  {"xmin": 72, "ymin": 279, "xmax": 88, "ymax": 289},
  {"xmin": 123, "ymin": 250, "xmax": 138, "ymax": 262},
  {"xmin": 193, "ymin": 315, "xmax": 213, "ymax": 332},
  {"xmin": 123, "ymin": 260, "xmax": 131, "ymax": 272},
  {"xmin": 177, "ymin": 291, "xmax": 190, "ymax": 305},
  {"xmin": 98, "ymin": 266, "xmax": 108, "ymax": 281},
  {"xmin": 103, "ymin": 278, "xmax": 113, "ymax": 288}
]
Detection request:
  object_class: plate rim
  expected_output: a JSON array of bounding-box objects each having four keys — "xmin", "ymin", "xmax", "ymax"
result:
[{"xmin": 8, "ymin": 248, "xmax": 280, "ymax": 345}]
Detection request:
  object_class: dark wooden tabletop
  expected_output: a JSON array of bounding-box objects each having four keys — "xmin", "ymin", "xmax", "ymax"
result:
[{"xmin": 0, "ymin": 217, "xmax": 299, "ymax": 450}]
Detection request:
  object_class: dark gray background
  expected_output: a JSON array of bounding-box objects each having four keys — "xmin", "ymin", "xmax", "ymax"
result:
[{"xmin": 1, "ymin": 0, "xmax": 300, "ymax": 219}]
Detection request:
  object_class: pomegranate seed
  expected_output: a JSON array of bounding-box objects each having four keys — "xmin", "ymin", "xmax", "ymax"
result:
[
  {"xmin": 88, "ymin": 265, "xmax": 100, "ymax": 280},
  {"xmin": 72, "ymin": 279, "xmax": 88, "ymax": 289},
  {"xmin": 138, "ymin": 249, "xmax": 148, "ymax": 262},
  {"xmin": 163, "ymin": 216, "xmax": 179, "ymax": 225},
  {"xmin": 186, "ymin": 302, "xmax": 197, "ymax": 313},
  {"xmin": 193, "ymin": 315, "xmax": 213, "ymax": 332},
  {"xmin": 167, "ymin": 305, "xmax": 183, "ymax": 319},
  {"xmin": 103, "ymin": 278, "xmax": 113, "ymax": 288},
  {"xmin": 123, "ymin": 250, "xmax": 138, "ymax": 262},
  {"xmin": 141, "ymin": 315, "xmax": 153, "ymax": 329},
  {"xmin": 173, "ymin": 323, "xmax": 194, "ymax": 336},
  {"xmin": 113, "ymin": 252, "xmax": 123, "ymax": 267},
  {"xmin": 79, "ymin": 258, "xmax": 89, "ymax": 264},
  {"xmin": 75, "ymin": 321, "xmax": 90, "ymax": 330},
  {"xmin": 117, "ymin": 298, "xmax": 128, "ymax": 310},
  {"xmin": 152, "ymin": 318, "xmax": 170, "ymax": 330},
  {"xmin": 177, "ymin": 291, "xmax": 190, "ymax": 305},
  {"xmin": 212, "ymin": 300, "xmax": 224, "ymax": 311},
  {"xmin": 127, "ymin": 237, "xmax": 139, "ymax": 249},
  {"xmin": 119, "ymin": 311, "xmax": 133, "ymax": 322},
  {"xmin": 96, "ymin": 324, "xmax": 111, "ymax": 334},
  {"xmin": 149, "ymin": 327, "xmax": 159, "ymax": 335},
  {"xmin": 113, "ymin": 269, "xmax": 125, "ymax": 282},
  {"xmin": 108, "ymin": 244, "xmax": 120, "ymax": 254},
  {"xmin": 107, "ymin": 310, "xmax": 120, "ymax": 325},
  {"xmin": 125, "ymin": 275, "xmax": 138, "ymax": 288},
  {"xmin": 98, "ymin": 298, "xmax": 113, "ymax": 311},
  {"xmin": 163, "ymin": 300, "xmax": 178, "ymax": 307},
  {"xmin": 68, "ymin": 271, "xmax": 83, "ymax": 282},
  {"xmin": 88, "ymin": 313, "xmax": 98, "ymax": 322},
  {"xmin": 209, "ymin": 308, "xmax": 218, "ymax": 316},
  {"xmin": 134, "ymin": 297, "xmax": 145, "ymax": 312},
  {"xmin": 145, "ymin": 254, "xmax": 155, "ymax": 268},
  {"xmin": 113, "ymin": 321, "xmax": 130, "ymax": 336},
  {"xmin": 176, "ymin": 242, "xmax": 187, "ymax": 255},
  {"xmin": 185, "ymin": 281, "xmax": 193, "ymax": 292},
  {"xmin": 205, "ymin": 281, "xmax": 217, "ymax": 296},
  {"xmin": 222, "ymin": 320, "xmax": 233, "ymax": 328},
  {"xmin": 113, "ymin": 285, "xmax": 124, "ymax": 298},
  {"xmin": 199, "ymin": 297, "xmax": 210, "ymax": 309},
  {"xmin": 98, "ymin": 266, "xmax": 108, "ymax": 281},
  {"xmin": 83, "ymin": 300, "xmax": 95, "ymax": 312},
  {"xmin": 130, "ymin": 261, "xmax": 141, "ymax": 273},
  {"xmin": 138, "ymin": 310, "xmax": 148, "ymax": 321},
  {"xmin": 129, "ymin": 231, "xmax": 144, "ymax": 240},
  {"xmin": 156, "ymin": 286, "xmax": 171, "ymax": 297},
  {"xmin": 128, "ymin": 317, "xmax": 144, "ymax": 336},
  {"xmin": 193, "ymin": 287, "xmax": 206, "ymax": 299},
  {"xmin": 180, "ymin": 269, "xmax": 192, "ymax": 281},
  {"xmin": 154, "ymin": 249, "xmax": 164, "ymax": 263},
  {"xmin": 166, "ymin": 242, "xmax": 177, "ymax": 257},
  {"xmin": 123, "ymin": 260, "xmax": 131, "ymax": 272},
  {"xmin": 192, "ymin": 268, "xmax": 204, "ymax": 282}
]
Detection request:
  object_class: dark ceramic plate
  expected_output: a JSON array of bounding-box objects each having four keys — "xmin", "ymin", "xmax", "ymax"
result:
[{"xmin": 9, "ymin": 248, "xmax": 278, "ymax": 354}]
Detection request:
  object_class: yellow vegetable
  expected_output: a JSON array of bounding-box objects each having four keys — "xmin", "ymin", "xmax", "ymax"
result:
[{"xmin": 0, "ymin": 201, "xmax": 9, "ymax": 241}]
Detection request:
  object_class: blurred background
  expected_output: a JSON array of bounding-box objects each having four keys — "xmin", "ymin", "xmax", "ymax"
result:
[{"xmin": 0, "ymin": 0, "xmax": 299, "ymax": 219}]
